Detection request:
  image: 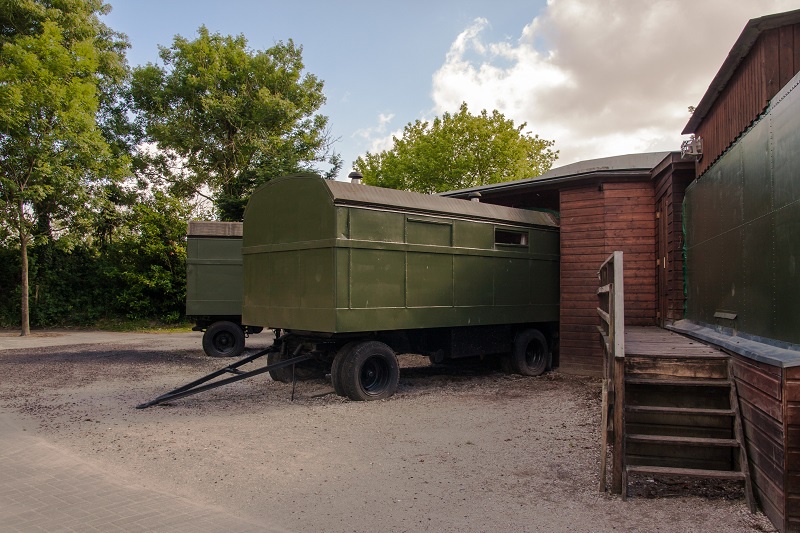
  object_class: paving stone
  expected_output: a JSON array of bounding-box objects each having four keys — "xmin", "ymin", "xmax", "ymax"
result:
[{"xmin": 0, "ymin": 411, "xmax": 281, "ymax": 532}]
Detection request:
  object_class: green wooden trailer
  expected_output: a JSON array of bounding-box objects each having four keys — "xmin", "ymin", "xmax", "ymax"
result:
[
  {"xmin": 141, "ymin": 174, "xmax": 561, "ymax": 408},
  {"xmin": 186, "ymin": 221, "xmax": 262, "ymax": 358},
  {"xmin": 241, "ymin": 174, "xmax": 560, "ymax": 400}
]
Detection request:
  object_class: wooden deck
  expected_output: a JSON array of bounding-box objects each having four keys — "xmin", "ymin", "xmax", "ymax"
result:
[{"xmin": 625, "ymin": 326, "xmax": 725, "ymax": 358}]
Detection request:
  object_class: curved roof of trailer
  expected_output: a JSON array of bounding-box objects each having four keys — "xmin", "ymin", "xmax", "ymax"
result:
[{"xmin": 322, "ymin": 178, "xmax": 558, "ymax": 228}]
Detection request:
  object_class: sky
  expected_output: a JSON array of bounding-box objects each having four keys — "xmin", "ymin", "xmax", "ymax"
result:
[{"xmin": 104, "ymin": 0, "xmax": 800, "ymax": 180}]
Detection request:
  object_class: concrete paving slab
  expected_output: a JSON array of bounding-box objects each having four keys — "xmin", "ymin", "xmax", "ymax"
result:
[
  {"xmin": 0, "ymin": 411, "xmax": 285, "ymax": 532},
  {"xmin": 0, "ymin": 330, "xmax": 274, "ymax": 352}
]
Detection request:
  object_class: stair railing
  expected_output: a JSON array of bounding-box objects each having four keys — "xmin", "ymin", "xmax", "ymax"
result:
[{"xmin": 597, "ymin": 251, "xmax": 625, "ymax": 493}]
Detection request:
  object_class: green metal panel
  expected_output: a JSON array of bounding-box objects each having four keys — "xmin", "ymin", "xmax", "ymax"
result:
[
  {"xmin": 773, "ymin": 89, "xmax": 800, "ymax": 210},
  {"xmin": 685, "ymin": 70, "xmax": 800, "ymax": 345},
  {"xmin": 714, "ymin": 143, "xmax": 743, "ymax": 234},
  {"xmin": 350, "ymin": 248, "xmax": 406, "ymax": 308},
  {"xmin": 740, "ymin": 213, "xmax": 775, "ymax": 335},
  {"xmin": 453, "ymin": 219, "xmax": 493, "ymax": 249},
  {"xmin": 454, "ymin": 255, "xmax": 494, "ymax": 306},
  {"xmin": 494, "ymin": 257, "xmax": 532, "ymax": 306},
  {"xmin": 407, "ymin": 252, "xmax": 454, "ymax": 307},
  {"xmin": 186, "ymin": 233, "xmax": 243, "ymax": 317},
  {"xmin": 774, "ymin": 203, "xmax": 800, "ymax": 342},
  {"xmin": 741, "ymin": 117, "xmax": 772, "ymax": 222},
  {"xmin": 407, "ymin": 218, "xmax": 452, "ymax": 246},
  {"xmin": 350, "ymin": 208, "xmax": 405, "ymax": 243},
  {"xmin": 242, "ymin": 174, "xmax": 559, "ymax": 333}
]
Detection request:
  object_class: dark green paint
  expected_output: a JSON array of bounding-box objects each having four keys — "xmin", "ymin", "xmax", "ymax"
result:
[
  {"xmin": 186, "ymin": 236, "xmax": 243, "ymax": 317},
  {"xmin": 242, "ymin": 175, "xmax": 560, "ymax": 333},
  {"xmin": 685, "ymin": 72, "xmax": 800, "ymax": 344}
]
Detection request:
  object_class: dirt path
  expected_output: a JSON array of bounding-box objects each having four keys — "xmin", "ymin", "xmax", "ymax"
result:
[{"xmin": 0, "ymin": 333, "xmax": 776, "ymax": 532}]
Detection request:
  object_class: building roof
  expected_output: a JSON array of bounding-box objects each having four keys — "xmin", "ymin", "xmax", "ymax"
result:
[
  {"xmin": 441, "ymin": 151, "xmax": 673, "ymax": 198},
  {"xmin": 683, "ymin": 8, "xmax": 800, "ymax": 135}
]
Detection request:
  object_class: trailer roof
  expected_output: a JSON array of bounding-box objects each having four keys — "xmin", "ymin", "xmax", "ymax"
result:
[
  {"xmin": 323, "ymin": 178, "xmax": 558, "ymax": 227},
  {"xmin": 187, "ymin": 221, "xmax": 243, "ymax": 237}
]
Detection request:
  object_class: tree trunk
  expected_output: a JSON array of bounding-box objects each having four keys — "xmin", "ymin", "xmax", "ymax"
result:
[{"xmin": 19, "ymin": 199, "xmax": 30, "ymax": 336}]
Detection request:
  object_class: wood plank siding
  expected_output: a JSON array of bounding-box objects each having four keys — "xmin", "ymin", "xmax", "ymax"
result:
[
  {"xmin": 732, "ymin": 354, "xmax": 786, "ymax": 530},
  {"xmin": 559, "ymin": 182, "xmax": 656, "ymax": 375},
  {"xmin": 695, "ymin": 24, "xmax": 800, "ymax": 176},
  {"xmin": 559, "ymin": 186, "xmax": 607, "ymax": 375},
  {"xmin": 652, "ymin": 157, "xmax": 696, "ymax": 326},
  {"xmin": 787, "ymin": 365, "xmax": 800, "ymax": 532}
]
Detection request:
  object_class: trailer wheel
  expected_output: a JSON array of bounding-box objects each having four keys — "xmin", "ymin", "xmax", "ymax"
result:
[
  {"xmin": 202, "ymin": 321, "xmax": 246, "ymax": 358},
  {"xmin": 340, "ymin": 341, "xmax": 399, "ymax": 401},
  {"xmin": 331, "ymin": 342, "xmax": 359, "ymax": 397},
  {"xmin": 511, "ymin": 329, "xmax": 549, "ymax": 376}
]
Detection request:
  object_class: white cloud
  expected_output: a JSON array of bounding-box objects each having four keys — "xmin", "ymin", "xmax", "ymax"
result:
[
  {"xmin": 351, "ymin": 112, "xmax": 408, "ymax": 157},
  {"xmin": 353, "ymin": 112, "xmax": 395, "ymax": 141},
  {"xmin": 430, "ymin": 0, "xmax": 800, "ymax": 165}
]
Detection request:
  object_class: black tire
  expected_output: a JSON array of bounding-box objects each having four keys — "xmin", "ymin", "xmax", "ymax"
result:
[
  {"xmin": 202, "ymin": 321, "xmax": 246, "ymax": 358},
  {"xmin": 267, "ymin": 350, "xmax": 293, "ymax": 383},
  {"xmin": 268, "ymin": 347, "xmax": 326, "ymax": 382},
  {"xmin": 511, "ymin": 329, "xmax": 549, "ymax": 376},
  {"xmin": 331, "ymin": 342, "xmax": 359, "ymax": 397},
  {"xmin": 340, "ymin": 341, "xmax": 400, "ymax": 401}
]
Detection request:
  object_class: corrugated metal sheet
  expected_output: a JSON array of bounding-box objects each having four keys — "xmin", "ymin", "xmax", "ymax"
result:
[{"xmin": 187, "ymin": 221, "xmax": 243, "ymax": 237}]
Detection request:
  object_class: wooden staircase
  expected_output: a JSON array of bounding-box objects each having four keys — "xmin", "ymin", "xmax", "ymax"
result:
[
  {"xmin": 621, "ymin": 351, "xmax": 755, "ymax": 510},
  {"xmin": 597, "ymin": 252, "xmax": 755, "ymax": 512}
]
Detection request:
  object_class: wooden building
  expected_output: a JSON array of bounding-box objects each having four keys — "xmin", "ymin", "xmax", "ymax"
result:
[
  {"xmin": 681, "ymin": 9, "xmax": 800, "ymax": 532},
  {"xmin": 444, "ymin": 152, "xmax": 694, "ymax": 376},
  {"xmin": 445, "ymin": 8, "xmax": 800, "ymax": 531},
  {"xmin": 683, "ymin": 9, "xmax": 800, "ymax": 177}
]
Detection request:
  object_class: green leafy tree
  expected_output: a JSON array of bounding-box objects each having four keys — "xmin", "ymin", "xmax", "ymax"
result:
[
  {"xmin": 103, "ymin": 191, "xmax": 190, "ymax": 322},
  {"xmin": 130, "ymin": 26, "xmax": 341, "ymax": 221},
  {"xmin": 355, "ymin": 102, "xmax": 558, "ymax": 194},
  {"xmin": 0, "ymin": 0, "xmax": 130, "ymax": 335}
]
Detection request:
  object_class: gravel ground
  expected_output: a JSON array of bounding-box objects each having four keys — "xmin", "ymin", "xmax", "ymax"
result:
[{"xmin": 0, "ymin": 330, "xmax": 777, "ymax": 532}]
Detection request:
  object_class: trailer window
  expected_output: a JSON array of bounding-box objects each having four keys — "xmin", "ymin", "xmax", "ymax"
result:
[{"xmin": 495, "ymin": 229, "xmax": 528, "ymax": 247}]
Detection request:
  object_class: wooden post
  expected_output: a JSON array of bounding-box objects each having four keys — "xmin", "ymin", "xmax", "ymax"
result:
[
  {"xmin": 612, "ymin": 355, "xmax": 625, "ymax": 494},
  {"xmin": 611, "ymin": 251, "xmax": 625, "ymax": 494},
  {"xmin": 597, "ymin": 251, "xmax": 625, "ymax": 494},
  {"xmin": 598, "ymin": 379, "xmax": 609, "ymax": 491}
]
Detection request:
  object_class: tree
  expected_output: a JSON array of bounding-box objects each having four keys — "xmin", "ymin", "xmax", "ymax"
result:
[
  {"xmin": 130, "ymin": 27, "xmax": 341, "ymax": 221},
  {"xmin": 354, "ymin": 102, "xmax": 558, "ymax": 194},
  {"xmin": 0, "ymin": 0, "xmax": 130, "ymax": 335},
  {"xmin": 102, "ymin": 190, "xmax": 191, "ymax": 322}
]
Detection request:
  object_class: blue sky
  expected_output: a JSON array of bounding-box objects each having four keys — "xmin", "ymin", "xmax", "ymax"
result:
[{"xmin": 104, "ymin": 0, "xmax": 796, "ymax": 180}]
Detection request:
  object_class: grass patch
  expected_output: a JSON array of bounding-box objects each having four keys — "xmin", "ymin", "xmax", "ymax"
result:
[{"xmin": 92, "ymin": 318, "xmax": 194, "ymax": 333}]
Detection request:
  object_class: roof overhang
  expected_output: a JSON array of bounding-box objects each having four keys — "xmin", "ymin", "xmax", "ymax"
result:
[
  {"xmin": 441, "ymin": 152, "xmax": 677, "ymax": 199},
  {"xmin": 683, "ymin": 8, "xmax": 800, "ymax": 135}
]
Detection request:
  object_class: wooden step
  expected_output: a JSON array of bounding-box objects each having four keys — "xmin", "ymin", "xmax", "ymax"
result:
[
  {"xmin": 625, "ymin": 465, "xmax": 745, "ymax": 480},
  {"xmin": 626, "ymin": 405, "xmax": 735, "ymax": 417},
  {"xmin": 625, "ymin": 377, "xmax": 731, "ymax": 387},
  {"xmin": 624, "ymin": 351, "xmax": 729, "ymax": 359},
  {"xmin": 627, "ymin": 434, "xmax": 739, "ymax": 447},
  {"xmin": 625, "ymin": 356, "xmax": 730, "ymax": 381}
]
